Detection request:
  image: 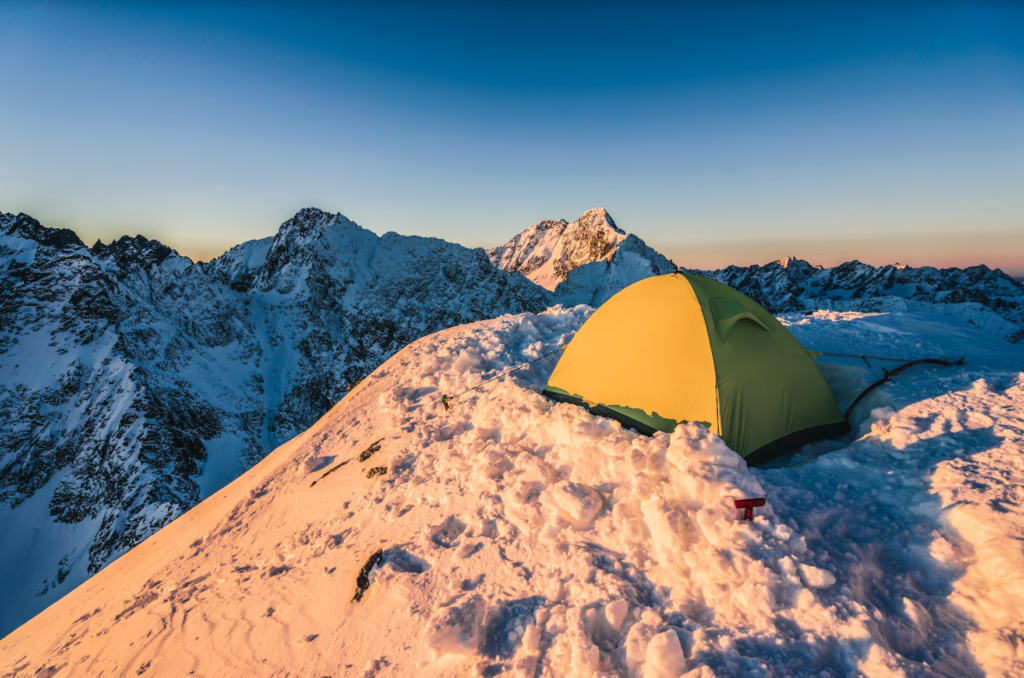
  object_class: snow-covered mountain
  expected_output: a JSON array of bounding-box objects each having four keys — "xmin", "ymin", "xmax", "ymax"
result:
[
  {"xmin": 3, "ymin": 307, "xmax": 1023, "ymax": 677},
  {"xmin": 701, "ymin": 257, "xmax": 1024, "ymax": 344},
  {"xmin": 487, "ymin": 208, "xmax": 677, "ymax": 293},
  {"xmin": 4, "ymin": 204, "xmax": 1024, "ymax": 646},
  {"xmin": 0, "ymin": 209, "xmax": 549, "ymax": 637},
  {"xmin": 488, "ymin": 210, "xmax": 1024, "ymax": 335},
  {"xmin": 552, "ymin": 233, "xmax": 678, "ymax": 308}
]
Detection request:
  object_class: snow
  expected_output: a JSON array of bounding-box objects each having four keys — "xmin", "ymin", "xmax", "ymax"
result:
[
  {"xmin": 487, "ymin": 209, "xmax": 628, "ymax": 291},
  {"xmin": 811, "ymin": 296, "xmax": 1022, "ymax": 345},
  {"xmin": 2, "ymin": 306, "xmax": 1024, "ymax": 677},
  {"xmin": 706, "ymin": 258, "xmax": 1024, "ymax": 344},
  {"xmin": 0, "ymin": 208, "xmax": 552, "ymax": 637},
  {"xmin": 644, "ymin": 630, "xmax": 688, "ymax": 678}
]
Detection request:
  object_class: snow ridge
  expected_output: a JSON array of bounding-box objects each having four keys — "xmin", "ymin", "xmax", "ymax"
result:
[
  {"xmin": 0, "ymin": 208, "xmax": 549, "ymax": 636},
  {"xmin": 3, "ymin": 308, "xmax": 1023, "ymax": 676}
]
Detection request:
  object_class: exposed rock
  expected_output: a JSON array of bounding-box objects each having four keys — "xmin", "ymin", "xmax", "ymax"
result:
[{"xmin": 352, "ymin": 549, "xmax": 384, "ymax": 602}]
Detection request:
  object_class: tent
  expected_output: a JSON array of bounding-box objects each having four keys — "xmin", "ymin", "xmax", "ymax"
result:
[{"xmin": 542, "ymin": 273, "xmax": 849, "ymax": 464}]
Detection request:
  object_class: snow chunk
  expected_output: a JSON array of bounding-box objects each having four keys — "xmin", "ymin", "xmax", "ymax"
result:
[
  {"xmin": 625, "ymin": 610, "xmax": 662, "ymax": 672},
  {"xmin": 870, "ymin": 406, "xmax": 896, "ymax": 423},
  {"xmin": 799, "ymin": 564, "xmax": 836, "ymax": 589},
  {"xmin": 603, "ymin": 598, "xmax": 630, "ymax": 631},
  {"xmin": 644, "ymin": 629, "xmax": 687, "ymax": 678},
  {"xmin": 424, "ymin": 594, "xmax": 486, "ymax": 657},
  {"xmin": 667, "ymin": 422, "xmax": 742, "ymax": 468},
  {"xmin": 550, "ymin": 480, "xmax": 603, "ymax": 527},
  {"xmin": 453, "ymin": 349, "xmax": 483, "ymax": 374}
]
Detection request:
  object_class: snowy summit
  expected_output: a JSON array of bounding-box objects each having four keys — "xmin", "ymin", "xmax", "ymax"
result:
[
  {"xmin": 487, "ymin": 208, "xmax": 627, "ymax": 290},
  {"xmin": 488, "ymin": 208, "xmax": 678, "ymax": 307}
]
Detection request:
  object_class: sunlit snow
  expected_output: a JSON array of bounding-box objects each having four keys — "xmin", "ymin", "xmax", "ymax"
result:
[{"xmin": 1, "ymin": 307, "xmax": 1022, "ymax": 677}]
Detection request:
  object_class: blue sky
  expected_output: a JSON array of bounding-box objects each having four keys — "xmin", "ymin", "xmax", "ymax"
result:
[{"xmin": 1, "ymin": 2, "xmax": 1022, "ymax": 273}]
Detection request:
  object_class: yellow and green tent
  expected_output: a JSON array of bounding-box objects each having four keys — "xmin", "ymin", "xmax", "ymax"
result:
[{"xmin": 543, "ymin": 273, "xmax": 849, "ymax": 464}]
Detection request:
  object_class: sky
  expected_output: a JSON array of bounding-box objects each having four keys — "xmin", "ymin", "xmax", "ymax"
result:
[{"xmin": 1, "ymin": 2, "xmax": 1023, "ymax": 274}]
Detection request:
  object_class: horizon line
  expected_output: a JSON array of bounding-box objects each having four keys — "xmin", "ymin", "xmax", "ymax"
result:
[{"xmin": 4, "ymin": 206, "xmax": 1022, "ymax": 278}]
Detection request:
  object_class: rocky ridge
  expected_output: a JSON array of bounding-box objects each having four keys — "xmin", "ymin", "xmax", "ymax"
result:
[
  {"xmin": 488, "ymin": 208, "xmax": 641, "ymax": 290},
  {"xmin": 702, "ymin": 257, "xmax": 1024, "ymax": 343}
]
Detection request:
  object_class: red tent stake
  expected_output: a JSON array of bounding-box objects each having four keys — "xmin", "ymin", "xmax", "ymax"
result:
[{"xmin": 734, "ymin": 497, "xmax": 766, "ymax": 521}]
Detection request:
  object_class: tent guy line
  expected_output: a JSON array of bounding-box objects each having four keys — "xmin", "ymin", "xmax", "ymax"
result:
[
  {"xmin": 840, "ymin": 355, "xmax": 965, "ymax": 420},
  {"xmin": 813, "ymin": 350, "xmax": 963, "ymax": 367}
]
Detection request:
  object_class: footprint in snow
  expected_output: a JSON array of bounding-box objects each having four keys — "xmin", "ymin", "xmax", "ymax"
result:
[{"xmin": 431, "ymin": 516, "xmax": 467, "ymax": 548}]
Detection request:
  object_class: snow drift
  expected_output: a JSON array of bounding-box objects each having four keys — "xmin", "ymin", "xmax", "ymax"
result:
[{"xmin": 2, "ymin": 306, "xmax": 1023, "ymax": 677}]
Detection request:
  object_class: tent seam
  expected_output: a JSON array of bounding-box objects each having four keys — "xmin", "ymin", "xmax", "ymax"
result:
[{"xmin": 680, "ymin": 273, "xmax": 722, "ymax": 435}]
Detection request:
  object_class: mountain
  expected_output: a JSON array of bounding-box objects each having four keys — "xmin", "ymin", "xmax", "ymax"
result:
[
  {"xmin": 4, "ymin": 204, "xmax": 1024, "ymax": 641},
  {"xmin": 0, "ymin": 209, "xmax": 549, "ymax": 637},
  {"xmin": 487, "ymin": 208, "xmax": 676, "ymax": 292},
  {"xmin": 702, "ymin": 257, "xmax": 1024, "ymax": 343},
  {"xmin": 487, "ymin": 208, "xmax": 677, "ymax": 307},
  {"xmin": 3, "ymin": 307, "xmax": 1023, "ymax": 677},
  {"xmin": 551, "ymin": 233, "xmax": 678, "ymax": 308},
  {"xmin": 487, "ymin": 210, "xmax": 1024, "ymax": 333}
]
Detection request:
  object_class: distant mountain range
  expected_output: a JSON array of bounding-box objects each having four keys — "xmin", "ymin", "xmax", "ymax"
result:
[
  {"xmin": 485, "ymin": 211, "xmax": 1023, "ymax": 342},
  {"xmin": 2, "ymin": 206, "xmax": 1022, "ymax": 636},
  {"xmin": 700, "ymin": 257, "xmax": 1024, "ymax": 344}
]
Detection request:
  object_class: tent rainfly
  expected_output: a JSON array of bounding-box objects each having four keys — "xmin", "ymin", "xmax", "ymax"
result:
[{"xmin": 542, "ymin": 273, "xmax": 849, "ymax": 464}]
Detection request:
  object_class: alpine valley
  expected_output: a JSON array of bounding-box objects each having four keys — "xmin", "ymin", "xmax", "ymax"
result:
[{"xmin": 1, "ymin": 206, "xmax": 1022, "ymax": 640}]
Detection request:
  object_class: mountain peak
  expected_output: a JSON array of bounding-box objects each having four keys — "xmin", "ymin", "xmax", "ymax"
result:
[
  {"xmin": 91, "ymin": 234, "xmax": 180, "ymax": 271},
  {"xmin": 576, "ymin": 207, "xmax": 624, "ymax": 235},
  {"xmin": 774, "ymin": 255, "xmax": 802, "ymax": 268},
  {"xmin": 1, "ymin": 212, "xmax": 85, "ymax": 251},
  {"xmin": 277, "ymin": 207, "xmax": 353, "ymax": 238},
  {"xmin": 290, "ymin": 206, "xmax": 334, "ymax": 221},
  {"xmin": 255, "ymin": 208, "xmax": 365, "ymax": 284},
  {"xmin": 487, "ymin": 208, "xmax": 633, "ymax": 290}
]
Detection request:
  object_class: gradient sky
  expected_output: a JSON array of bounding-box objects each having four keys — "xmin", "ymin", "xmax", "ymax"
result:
[{"xmin": 2, "ymin": 2, "xmax": 1023, "ymax": 274}]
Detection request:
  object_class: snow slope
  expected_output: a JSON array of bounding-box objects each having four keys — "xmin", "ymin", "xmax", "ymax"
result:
[
  {"xmin": 3, "ymin": 306, "xmax": 1023, "ymax": 677},
  {"xmin": 0, "ymin": 209, "xmax": 549, "ymax": 638}
]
